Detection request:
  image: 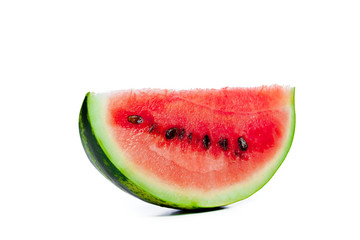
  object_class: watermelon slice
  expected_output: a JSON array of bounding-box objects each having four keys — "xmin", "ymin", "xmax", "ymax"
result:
[{"xmin": 79, "ymin": 86, "xmax": 295, "ymax": 209}]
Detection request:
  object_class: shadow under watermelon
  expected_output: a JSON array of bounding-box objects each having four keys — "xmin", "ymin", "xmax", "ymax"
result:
[{"xmin": 156, "ymin": 206, "xmax": 228, "ymax": 217}]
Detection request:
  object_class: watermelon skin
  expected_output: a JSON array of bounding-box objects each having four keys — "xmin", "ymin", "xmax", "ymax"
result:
[
  {"xmin": 79, "ymin": 87, "xmax": 296, "ymax": 210},
  {"xmin": 79, "ymin": 94, "xmax": 179, "ymax": 208}
]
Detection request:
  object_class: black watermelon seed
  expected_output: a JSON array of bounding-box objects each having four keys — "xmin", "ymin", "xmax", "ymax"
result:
[
  {"xmin": 149, "ymin": 123, "xmax": 157, "ymax": 133},
  {"xmin": 178, "ymin": 128, "xmax": 185, "ymax": 140},
  {"xmin": 238, "ymin": 137, "xmax": 248, "ymax": 151},
  {"xmin": 203, "ymin": 135, "xmax": 211, "ymax": 149},
  {"xmin": 165, "ymin": 128, "xmax": 178, "ymax": 140},
  {"xmin": 234, "ymin": 150, "xmax": 241, "ymax": 157},
  {"xmin": 188, "ymin": 133, "xmax": 193, "ymax": 143},
  {"xmin": 127, "ymin": 115, "xmax": 143, "ymax": 124},
  {"xmin": 218, "ymin": 138, "xmax": 228, "ymax": 151}
]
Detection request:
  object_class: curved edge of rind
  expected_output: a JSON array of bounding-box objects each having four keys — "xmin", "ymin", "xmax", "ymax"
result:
[
  {"xmin": 231, "ymin": 87, "xmax": 296, "ymax": 204},
  {"xmin": 79, "ymin": 93, "xmax": 183, "ymax": 209}
]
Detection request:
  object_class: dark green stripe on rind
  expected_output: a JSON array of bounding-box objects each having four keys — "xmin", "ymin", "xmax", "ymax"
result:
[{"xmin": 79, "ymin": 93, "xmax": 182, "ymax": 209}]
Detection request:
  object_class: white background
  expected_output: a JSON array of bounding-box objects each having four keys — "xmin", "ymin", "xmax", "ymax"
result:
[{"xmin": 1, "ymin": 1, "xmax": 359, "ymax": 239}]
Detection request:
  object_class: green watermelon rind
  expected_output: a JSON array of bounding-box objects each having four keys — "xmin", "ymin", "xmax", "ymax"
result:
[
  {"xmin": 79, "ymin": 88, "xmax": 296, "ymax": 210},
  {"xmin": 79, "ymin": 94, "xmax": 176, "ymax": 208}
]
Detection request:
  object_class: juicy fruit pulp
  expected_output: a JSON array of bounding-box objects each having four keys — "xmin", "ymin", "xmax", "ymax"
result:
[{"xmin": 79, "ymin": 86, "xmax": 295, "ymax": 209}]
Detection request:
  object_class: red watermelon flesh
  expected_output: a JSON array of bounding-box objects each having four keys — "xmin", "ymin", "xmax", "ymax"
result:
[{"xmin": 79, "ymin": 86, "xmax": 295, "ymax": 209}]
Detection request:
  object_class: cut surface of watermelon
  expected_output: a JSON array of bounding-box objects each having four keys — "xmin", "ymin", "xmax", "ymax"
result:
[{"xmin": 79, "ymin": 86, "xmax": 295, "ymax": 209}]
